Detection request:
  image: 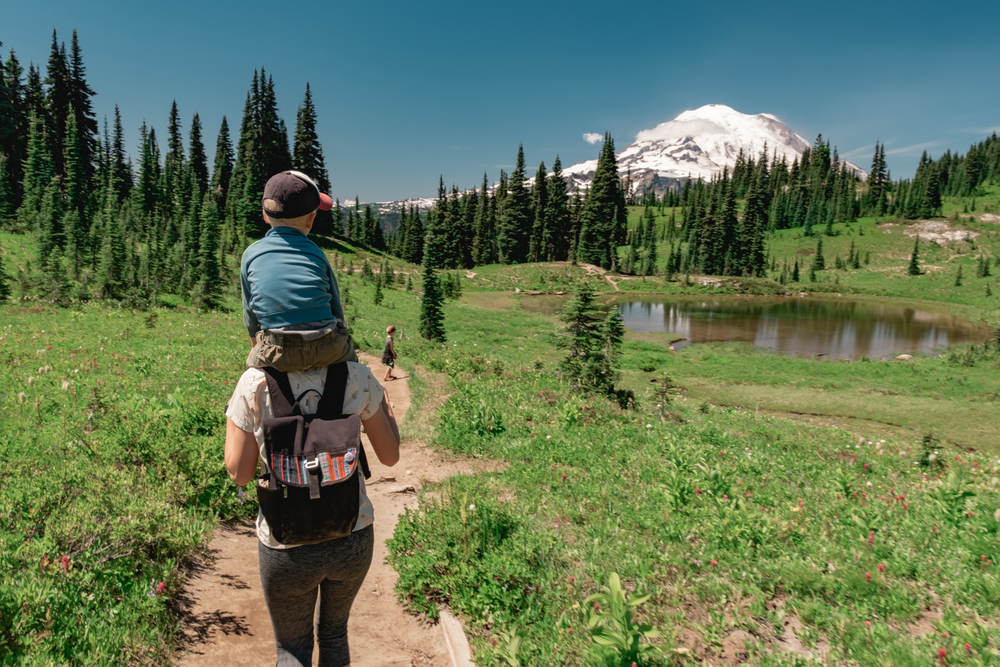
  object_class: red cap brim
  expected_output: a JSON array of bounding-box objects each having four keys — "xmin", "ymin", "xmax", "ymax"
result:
[{"xmin": 318, "ymin": 193, "xmax": 333, "ymax": 211}]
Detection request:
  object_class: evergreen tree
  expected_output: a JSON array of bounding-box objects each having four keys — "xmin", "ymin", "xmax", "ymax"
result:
[
  {"xmin": 188, "ymin": 112, "xmax": 209, "ymax": 193},
  {"xmin": 908, "ymin": 237, "xmax": 921, "ymax": 276},
  {"xmin": 0, "ymin": 245, "xmax": 10, "ymax": 301},
  {"xmin": 954, "ymin": 263, "xmax": 963, "ymax": 287},
  {"xmin": 211, "ymin": 115, "xmax": 234, "ymax": 211},
  {"xmin": 528, "ymin": 160, "xmax": 547, "ymax": 262},
  {"xmin": 740, "ymin": 169, "xmax": 768, "ymax": 276},
  {"xmin": 792, "ymin": 258, "xmax": 800, "ymax": 282},
  {"xmin": 577, "ymin": 133, "xmax": 627, "ymax": 269},
  {"xmin": 292, "ymin": 83, "xmax": 332, "ymax": 233},
  {"xmin": 68, "ymin": 30, "xmax": 98, "ymax": 187},
  {"xmin": 544, "ymin": 156, "xmax": 571, "ymax": 260},
  {"xmin": 373, "ymin": 274, "xmax": 383, "ymax": 306},
  {"xmin": 61, "ymin": 105, "xmax": 85, "ymax": 217},
  {"xmin": 163, "ymin": 100, "xmax": 185, "ymax": 214},
  {"xmin": 110, "ymin": 105, "xmax": 132, "ymax": 203},
  {"xmin": 419, "ymin": 208, "xmax": 446, "ymax": 342},
  {"xmin": 812, "ymin": 237, "xmax": 825, "ymax": 271},
  {"xmin": 17, "ymin": 111, "xmax": 53, "ymax": 231},
  {"xmin": 496, "ymin": 145, "xmax": 531, "ymax": 263},
  {"xmin": 0, "ymin": 155, "xmax": 12, "ymax": 219},
  {"xmin": 472, "ymin": 173, "xmax": 494, "ymax": 265},
  {"xmin": 44, "ymin": 30, "xmax": 72, "ymax": 178},
  {"xmin": 557, "ymin": 283, "xmax": 620, "ymax": 396}
]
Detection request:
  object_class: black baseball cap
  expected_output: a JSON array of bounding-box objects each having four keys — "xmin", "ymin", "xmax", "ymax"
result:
[{"xmin": 262, "ymin": 170, "xmax": 333, "ymax": 219}]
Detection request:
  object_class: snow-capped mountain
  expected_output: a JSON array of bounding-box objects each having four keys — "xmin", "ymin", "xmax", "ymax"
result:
[{"xmin": 563, "ymin": 104, "xmax": 866, "ymax": 195}]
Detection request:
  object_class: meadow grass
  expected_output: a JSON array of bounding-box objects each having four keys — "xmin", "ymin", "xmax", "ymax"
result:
[{"xmin": 4, "ymin": 188, "xmax": 1000, "ymax": 665}]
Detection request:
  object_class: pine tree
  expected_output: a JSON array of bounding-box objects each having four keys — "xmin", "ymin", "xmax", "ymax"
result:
[
  {"xmin": 496, "ymin": 145, "xmax": 531, "ymax": 264},
  {"xmin": 908, "ymin": 237, "xmax": 921, "ymax": 276},
  {"xmin": 954, "ymin": 264, "xmax": 963, "ymax": 287},
  {"xmin": 529, "ymin": 160, "xmax": 547, "ymax": 262},
  {"xmin": 812, "ymin": 237, "xmax": 825, "ymax": 271},
  {"xmin": 792, "ymin": 258, "xmax": 800, "ymax": 282},
  {"xmin": 292, "ymin": 83, "xmax": 331, "ymax": 233},
  {"xmin": 557, "ymin": 283, "xmax": 620, "ymax": 396},
  {"xmin": 0, "ymin": 155, "xmax": 12, "ymax": 219},
  {"xmin": 577, "ymin": 133, "xmax": 627, "ymax": 269},
  {"xmin": 17, "ymin": 112, "xmax": 53, "ymax": 231},
  {"xmin": 110, "ymin": 105, "xmax": 132, "ymax": 203},
  {"xmin": 472, "ymin": 173, "xmax": 494, "ymax": 265},
  {"xmin": 211, "ymin": 115, "xmax": 234, "ymax": 212},
  {"xmin": 44, "ymin": 30, "xmax": 72, "ymax": 178},
  {"xmin": 545, "ymin": 156, "xmax": 571, "ymax": 260},
  {"xmin": 419, "ymin": 207, "xmax": 446, "ymax": 342},
  {"xmin": 68, "ymin": 30, "xmax": 98, "ymax": 188},
  {"xmin": 188, "ymin": 112, "xmax": 209, "ymax": 193},
  {"xmin": 373, "ymin": 274, "xmax": 384, "ymax": 306}
]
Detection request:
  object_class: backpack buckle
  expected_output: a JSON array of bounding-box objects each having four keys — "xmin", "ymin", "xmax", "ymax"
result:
[{"xmin": 305, "ymin": 456, "xmax": 322, "ymax": 499}]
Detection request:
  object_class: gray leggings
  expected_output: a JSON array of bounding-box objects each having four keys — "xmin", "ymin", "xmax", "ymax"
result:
[{"xmin": 258, "ymin": 524, "xmax": 374, "ymax": 667}]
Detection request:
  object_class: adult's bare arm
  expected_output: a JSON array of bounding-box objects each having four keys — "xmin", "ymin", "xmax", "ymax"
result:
[
  {"xmin": 225, "ymin": 417, "xmax": 260, "ymax": 486},
  {"xmin": 361, "ymin": 392, "xmax": 400, "ymax": 467}
]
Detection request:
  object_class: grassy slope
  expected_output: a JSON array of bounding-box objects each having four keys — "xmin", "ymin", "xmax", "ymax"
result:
[{"xmin": 3, "ymin": 186, "xmax": 1000, "ymax": 665}]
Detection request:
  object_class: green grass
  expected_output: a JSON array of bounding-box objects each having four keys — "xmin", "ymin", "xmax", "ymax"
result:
[{"xmin": 4, "ymin": 185, "xmax": 1000, "ymax": 665}]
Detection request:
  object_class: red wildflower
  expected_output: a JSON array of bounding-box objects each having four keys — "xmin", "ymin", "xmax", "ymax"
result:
[
  {"xmin": 868, "ymin": 531, "xmax": 875, "ymax": 548},
  {"xmin": 593, "ymin": 602, "xmax": 600, "ymax": 611},
  {"xmin": 965, "ymin": 643, "xmax": 971, "ymax": 652},
  {"xmin": 865, "ymin": 572, "xmax": 871, "ymax": 582},
  {"xmin": 865, "ymin": 620, "xmax": 871, "ymax": 627},
  {"xmin": 569, "ymin": 575, "xmax": 575, "ymax": 583},
  {"xmin": 157, "ymin": 581, "xmax": 166, "ymax": 596},
  {"xmin": 695, "ymin": 487, "xmax": 702, "ymax": 495},
  {"xmin": 877, "ymin": 563, "xmax": 884, "ymax": 573},
  {"xmin": 710, "ymin": 560, "xmax": 717, "ymax": 567},
  {"xmin": 60, "ymin": 556, "xmax": 70, "ymax": 573},
  {"xmin": 938, "ymin": 647, "xmax": 947, "ymax": 662}
]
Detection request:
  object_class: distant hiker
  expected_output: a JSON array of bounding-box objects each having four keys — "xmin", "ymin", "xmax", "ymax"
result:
[
  {"xmin": 382, "ymin": 326, "xmax": 398, "ymax": 381},
  {"xmin": 241, "ymin": 170, "xmax": 358, "ymax": 373},
  {"xmin": 225, "ymin": 360, "xmax": 400, "ymax": 666}
]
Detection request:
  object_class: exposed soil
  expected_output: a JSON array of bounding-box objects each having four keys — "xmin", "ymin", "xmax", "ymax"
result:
[{"xmin": 174, "ymin": 354, "xmax": 472, "ymax": 667}]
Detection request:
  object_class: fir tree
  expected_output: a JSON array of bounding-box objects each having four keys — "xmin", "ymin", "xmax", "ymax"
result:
[
  {"xmin": 497, "ymin": 145, "xmax": 531, "ymax": 263},
  {"xmin": 188, "ymin": 112, "xmax": 209, "ymax": 193},
  {"xmin": 68, "ymin": 30, "xmax": 98, "ymax": 187},
  {"xmin": 792, "ymin": 258, "xmax": 800, "ymax": 282},
  {"xmin": 954, "ymin": 264, "xmax": 963, "ymax": 287},
  {"xmin": 812, "ymin": 237, "xmax": 825, "ymax": 271},
  {"xmin": 0, "ymin": 155, "xmax": 12, "ymax": 219},
  {"xmin": 0, "ymin": 245, "xmax": 10, "ymax": 301},
  {"xmin": 419, "ymin": 207, "xmax": 446, "ymax": 342},
  {"xmin": 44, "ymin": 30, "xmax": 72, "ymax": 178},
  {"xmin": 577, "ymin": 133, "xmax": 627, "ymax": 269},
  {"xmin": 557, "ymin": 283, "xmax": 620, "ymax": 396},
  {"xmin": 110, "ymin": 105, "xmax": 132, "ymax": 203},
  {"xmin": 17, "ymin": 111, "xmax": 53, "ymax": 230},
  {"xmin": 211, "ymin": 115, "xmax": 234, "ymax": 211},
  {"xmin": 373, "ymin": 274, "xmax": 383, "ymax": 306},
  {"xmin": 544, "ymin": 156, "xmax": 571, "ymax": 260},
  {"xmin": 292, "ymin": 83, "xmax": 332, "ymax": 233},
  {"xmin": 529, "ymin": 160, "xmax": 547, "ymax": 262},
  {"xmin": 908, "ymin": 238, "xmax": 921, "ymax": 276}
]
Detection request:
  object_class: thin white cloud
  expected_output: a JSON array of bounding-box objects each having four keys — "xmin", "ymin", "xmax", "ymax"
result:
[
  {"xmin": 884, "ymin": 141, "xmax": 943, "ymax": 156},
  {"xmin": 841, "ymin": 144, "xmax": 875, "ymax": 159},
  {"xmin": 959, "ymin": 126, "xmax": 1000, "ymax": 135},
  {"xmin": 583, "ymin": 133, "xmax": 603, "ymax": 144}
]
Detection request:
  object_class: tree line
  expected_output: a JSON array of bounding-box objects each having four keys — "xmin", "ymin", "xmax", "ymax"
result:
[{"xmin": 0, "ymin": 29, "xmax": 335, "ymax": 306}]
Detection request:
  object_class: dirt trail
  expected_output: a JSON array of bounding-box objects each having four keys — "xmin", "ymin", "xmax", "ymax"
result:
[{"xmin": 175, "ymin": 355, "xmax": 471, "ymax": 667}]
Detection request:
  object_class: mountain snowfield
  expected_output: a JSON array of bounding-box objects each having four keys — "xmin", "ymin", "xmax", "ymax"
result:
[
  {"xmin": 367, "ymin": 104, "xmax": 865, "ymax": 215},
  {"xmin": 562, "ymin": 104, "xmax": 866, "ymax": 195}
]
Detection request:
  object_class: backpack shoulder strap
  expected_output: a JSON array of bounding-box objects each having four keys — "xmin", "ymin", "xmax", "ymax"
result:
[
  {"xmin": 317, "ymin": 362, "xmax": 349, "ymax": 416},
  {"xmin": 261, "ymin": 367, "xmax": 296, "ymax": 417},
  {"xmin": 315, "ymin": 362, "xmax": 371, "ymax": 479}
]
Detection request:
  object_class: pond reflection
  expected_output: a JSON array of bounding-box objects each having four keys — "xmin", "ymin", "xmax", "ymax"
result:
[{"xmin": 615, "ymin": 296, "xmax": 991, "ymax": 359}]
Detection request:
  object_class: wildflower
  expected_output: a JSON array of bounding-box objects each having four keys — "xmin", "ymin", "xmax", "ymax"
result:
[
  {"xmin": 157, "ymin": 582, "xmax": 166, "ymax": 596},
  {"xmin": 710, "ymin": 560, "xmax": 717, "ymax": 567},
  {"xmin": 569, "ymin": 575, "xmax": 575, "ymax": 583},
  {"xmin": 965, "ymin": 643, "xmax": 972, "ymax": 652},
  {"xmin": 40, "ymin": 556, "xmax": 50, "ymax": 570},
  {"xmin": 593, "ymin": 602, "xmax": 600, "ymax": 611},
  {"xmin": 723, "ymin": 494, "xmax": 728, "ymax": 500},
  {"xmin": 868, "ymin": 531, "xmax": 875, "ymax": 548},
  {"xmin": 567, "ymin": 627, "xmax": 573, "ymax": 634},
  {"xmin": 865, "ymin": 620, "xmax": 872, "ymax": 627},
  {"xmin": 646, "ymin": 424, "xmax": 652, "ymax": 428},
  {"xmin": 468, "ymin": 504, "xmax": 475, "ymax": 511},
  {"xmin": 60, "ymin": 556, "xmax": 70, "ymax": 573},
  {"xmin": 877, "ymin": 563, "xmax": 884, "ymax": 573},
  {"xmin": 938, "ymin": 647, "xmax": 946, "ymax": 662},
  {"xmin": 865, "ymin": 572, "xmax": 871, "ymax": 582},
  {"xmin": 546, "ymin": 435, "xmax": 551, "ymax": 439},
  {"xmin": 562, "ymin": 473, "xmax": 566, "ymax": 481},
  {"xmin": 695, "ymin": 487, "xmax": 702, "ymax": 495}
]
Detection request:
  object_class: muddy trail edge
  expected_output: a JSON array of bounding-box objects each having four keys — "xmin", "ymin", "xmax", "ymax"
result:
[{"xmin": 174, "ymin": 354, "xmax": 473, "ymax": 667}]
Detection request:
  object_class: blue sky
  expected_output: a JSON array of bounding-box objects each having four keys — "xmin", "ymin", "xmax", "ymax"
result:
[{"xmin": 4, "ymin": 0, "xmax": 999, "ymax": 202}]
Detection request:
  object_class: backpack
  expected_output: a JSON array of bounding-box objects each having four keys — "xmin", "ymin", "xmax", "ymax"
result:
[{"xmin": 255, "ymin": 363, "xmax": 371, "ymax": 545}]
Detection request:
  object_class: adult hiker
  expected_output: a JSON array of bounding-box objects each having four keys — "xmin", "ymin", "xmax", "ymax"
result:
[{"xmin": 224, "ymin": 357, "xmax": 400, "ymax": 667}]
